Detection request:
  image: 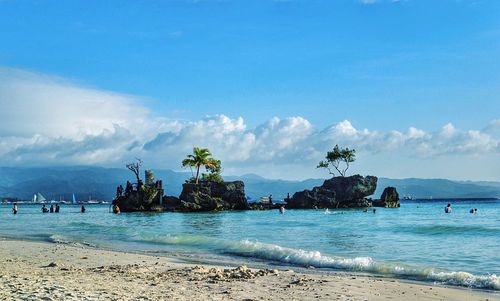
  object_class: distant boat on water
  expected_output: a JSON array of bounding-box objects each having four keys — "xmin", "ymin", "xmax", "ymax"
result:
[
  {"xmin": 259, "ymin": 196, "xmax": 270, "ymax": 204},
  {"xmin": 72, "ymin": 193, "xmax": 76, "ymax": 204},
  {"xmin": 86, "ymin": 194, "xmax": 103, "ymax": 204},
  {"xmin": 58, "ymin": 195, "xmax": 71, "ymax": 204},
  {"xmin": 32, "ymin": 192, "xmax": 47, "ymax": 203}
]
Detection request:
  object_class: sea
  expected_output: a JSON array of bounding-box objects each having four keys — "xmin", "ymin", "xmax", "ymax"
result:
[{"xmin": 1, "ymin": 199, "xmax": 499, "ymax": 291}]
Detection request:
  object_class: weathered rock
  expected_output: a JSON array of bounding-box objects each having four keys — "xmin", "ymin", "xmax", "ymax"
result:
[
  {"xmin": 113, "ymin": 180, "xmax": 247, "ymax": 212},
  {"xmin": 162, "ymin": 195, "xmax": 182, "ymax": 208},
  {"xmin": 373, "ymin": 186, "xmax": 400, "ymax": 208},
  {"xmin": 113, "ymin": 190, "xmax": 158, "ymax": 212},
  {"xmin": 286, "ymin": 175, "xmax": 377, "ymax": 209},
  {"xmin": 176, "ymin": 181, "xmax": 248, "ymax": 212}
]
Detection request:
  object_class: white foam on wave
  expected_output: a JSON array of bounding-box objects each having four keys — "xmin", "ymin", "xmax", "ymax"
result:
[
  {"xmin": 143, "ymin": 234, "xmax": 499, "ymax": 290},
  {"xmin": 49, "ymin": 234, "xmax": 72, "ymax": 244},
  {"xmin": 428, "ymin": 271, "xmax": 499, "ymax": 290},
  {"xmin": 49, "ymin": 234, "xmax": 97, "ymax": 248},
  {"xmin": 234, "ymin": 240, "xmax": 500, "ymax": 290},
  {"xmin": 235, "ymin": 239, "xmax": 374, "ymax": 270}
]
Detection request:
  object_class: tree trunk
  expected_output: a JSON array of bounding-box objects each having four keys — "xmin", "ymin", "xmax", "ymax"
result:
[{"xmin": 195, "ymin": 165, "xmax": 201, "ymax": 184}]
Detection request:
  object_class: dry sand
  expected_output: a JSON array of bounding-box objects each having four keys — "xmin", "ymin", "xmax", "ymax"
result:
[{"xmin": 0, "ymin": 239, "xmax": 498, "ymax": 301}]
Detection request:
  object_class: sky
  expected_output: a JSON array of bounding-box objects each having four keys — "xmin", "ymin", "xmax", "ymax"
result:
[{"xmin": 0, "ymin": 0, "xmax": 499, "ymax": 181}]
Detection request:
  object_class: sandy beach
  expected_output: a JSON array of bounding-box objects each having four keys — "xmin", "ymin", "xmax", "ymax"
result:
[{"xmin": 0, "ymin": 239, "xmax": 497, "ymax": 301}]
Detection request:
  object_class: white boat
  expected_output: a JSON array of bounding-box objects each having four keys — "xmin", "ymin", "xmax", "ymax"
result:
[
  {"xmin": 32, "ymin": 192, "xmax": 47, "ymax": 203},
  {"xmin": 259, "ymin": 197, "xmax": 270, "ymax": 204}
]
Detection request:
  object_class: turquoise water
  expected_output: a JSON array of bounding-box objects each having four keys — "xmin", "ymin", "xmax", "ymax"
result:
[{"xmin": 0, "ymin": 200, "xmax": 499, "ymax": 290}]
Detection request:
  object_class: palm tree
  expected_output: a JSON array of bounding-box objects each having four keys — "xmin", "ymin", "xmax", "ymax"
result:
[{"xmin": 182, "ymin": 147, "xmax": 218, "ymax": 184}]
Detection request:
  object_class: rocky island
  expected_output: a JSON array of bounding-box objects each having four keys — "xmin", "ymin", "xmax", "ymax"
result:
[
  {"xmin": 372, "ymin": 186, "xmax": 400, "ymax": 208},
  {"xmin": 286, "ymin": 174, "xmax": 377, "ymax": 209},
  {"xmin": 164, "ymin": 180, "xmax": 248, "ymax": 212},
  {"xmin": 113, "ymin": 146, "xmax": 400, "ymax": 212}
]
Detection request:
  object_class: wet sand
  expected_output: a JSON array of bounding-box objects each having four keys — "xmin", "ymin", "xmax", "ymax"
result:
[{"xmin": 0, "ymin": 239, "xmax": 498, "ymax": 301}]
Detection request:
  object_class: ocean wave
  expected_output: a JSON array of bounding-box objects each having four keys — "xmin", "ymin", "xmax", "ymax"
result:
[
  {"xmin": 138, "ymin": 234, "xmax": 499, "ymax": 290},
  {"xmin": 49, "ymin": 234, "xmax": 96, "ymax": 248}
]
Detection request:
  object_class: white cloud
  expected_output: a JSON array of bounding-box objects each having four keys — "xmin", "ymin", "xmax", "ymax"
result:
[
  {"xmin": 0, "ymin": 67, "xmax": 155, "ymax": 139},
  {"xmin": 0, "ymin": 67, "xmax": 498, "ymax": 179},
  {"xmin": 0, "ymin": 67, "xmax": 162, "ymax": 165},
  {"xmin": 4, "ymin": 125, "xmax": 136, "ymax": 165},
  {"xmin": 439, "ymin": 123, "xmax": 457, "ymax": 138}
]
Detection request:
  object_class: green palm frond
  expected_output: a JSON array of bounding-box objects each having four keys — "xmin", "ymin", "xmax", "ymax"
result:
[{"xmin": 181, "ymin": 147, "xmax": 223, "ymax": 184}]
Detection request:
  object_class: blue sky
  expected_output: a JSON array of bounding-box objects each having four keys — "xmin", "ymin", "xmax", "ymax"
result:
[{"xmin": 0, "ymin": 0, "xmax": 499, "ymax": 180}]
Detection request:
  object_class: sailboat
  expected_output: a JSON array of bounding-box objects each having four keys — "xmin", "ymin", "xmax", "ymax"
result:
[
  {"xmin": 87, "ymin": 194, "xmax": 99, "ymax": 204},
  {"xmin": 72, "ymin": 193, "xmax": 77, "ymax": 205},
  {"xmin": 33, "ymin": 192, "xmax": 46, "ymax": 203}
]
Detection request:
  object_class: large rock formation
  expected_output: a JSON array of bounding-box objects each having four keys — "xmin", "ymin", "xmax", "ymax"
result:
[
  {"xmin": 113, "ymin": 171, "xmax": 165, "ymax": 212},
  {"xmin": 372, "ymin": 186, "xmax": 400, "ymax": 208},
  {"xmin": 113, "ymin": 177, "xmax": 248, "ymax": 212},
  {"xmin": 175, "ymin": 181, "xmax": 249, "ymax": 212},
  {"xmin": 113, "ymin": 188, "xmax": 162, "ymax": 212},
  {"xmin": 286, "ymin": 175, "xmax": 377, "ymax": 209}
]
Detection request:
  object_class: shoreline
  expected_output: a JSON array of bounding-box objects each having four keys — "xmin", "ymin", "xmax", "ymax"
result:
[{"xmin": 0, "ymin": 238, "xmax": 498, "ymax": 300}]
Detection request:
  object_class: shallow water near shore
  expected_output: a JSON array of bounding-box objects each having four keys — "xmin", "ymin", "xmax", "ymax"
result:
[{"xmin": 1, "ymin": 200, "xmax": 499, "ymax": 290}]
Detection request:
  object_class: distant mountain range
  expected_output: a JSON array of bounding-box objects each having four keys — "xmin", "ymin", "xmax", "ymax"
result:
[{"xmin": 1, "ymin": 166, "xmax": 499, "ymax": 201}]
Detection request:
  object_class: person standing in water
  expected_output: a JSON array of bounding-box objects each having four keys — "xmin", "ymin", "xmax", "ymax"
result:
[
  {"xmin": 55, "ymin": 204, "xmax": 60, "ymax": 213},
  {"xmin": 81, "ymin": 205, "xmax": 86, "ymax": 213},
  {"xmin": 279, "ymin": 205, "xmax": 285, "ymax": 214},
  {"xmin": 444, "ymin": 203, "xmax": 452, "ymax": 213},
  {"xmin": 49, "ymin": 204, "xmax": 54, "ymax": 213},
  {"xmin": 112, "ymin": 204, "xmax": 121, "ymax": 214},
  {"xmin": 12, "ymin": 203, "xmax": 18, "ymax": 215}
]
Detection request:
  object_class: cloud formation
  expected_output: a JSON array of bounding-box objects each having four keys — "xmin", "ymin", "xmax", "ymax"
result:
[
  {"xmin": 0, "ymin": 67, "xmax": 498, "ymax": 179},
  {"xmin": 0, "ymin": 67, "xmax": 155, "ymax": 139}
]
